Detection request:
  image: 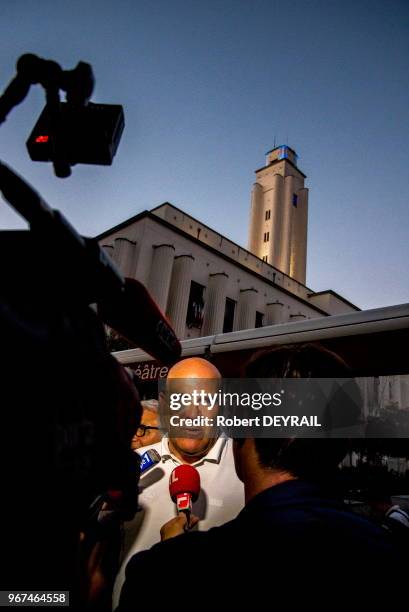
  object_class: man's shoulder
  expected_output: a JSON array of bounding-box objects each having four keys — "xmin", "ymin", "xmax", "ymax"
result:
[
  {"xmin": 127, "ymin": 519, "xmax": 236, "ymax": 567},
  {"xmin": 117, "ymin": 522, "xmax": 237, "ymax": 609},
  {"xmin": 117, "ymin": 528, "xmax": 231, "ymax": 609}
]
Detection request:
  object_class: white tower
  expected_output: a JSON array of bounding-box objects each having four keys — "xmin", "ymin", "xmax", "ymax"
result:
[{"xmin": 248, "ymin": 146, "xmax": 308, "ymax": 284}]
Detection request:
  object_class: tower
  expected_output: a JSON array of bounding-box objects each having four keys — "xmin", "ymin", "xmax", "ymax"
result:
[{"xmin": 248, "ymin": 145, "xmax": 308, "ymax": 284}]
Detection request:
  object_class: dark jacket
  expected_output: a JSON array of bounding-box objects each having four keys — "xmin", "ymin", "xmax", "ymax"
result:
[{"xmin": 117, "ymin": 480, "xmax": 401, "ymax": 609}]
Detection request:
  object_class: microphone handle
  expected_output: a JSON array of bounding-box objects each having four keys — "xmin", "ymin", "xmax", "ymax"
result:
[
  {"xmin": 176, "ymin": 492, "xmax": 193, "ymax": 515},
  {"xmin": 175, "ymin": 493, "xmax": 192, "ymax": 531}
]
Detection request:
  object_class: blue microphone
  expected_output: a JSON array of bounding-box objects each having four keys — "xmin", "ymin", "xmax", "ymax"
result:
[{"xmin": 139, "ymin": 448, "xmax": 161, "ymax": 475}]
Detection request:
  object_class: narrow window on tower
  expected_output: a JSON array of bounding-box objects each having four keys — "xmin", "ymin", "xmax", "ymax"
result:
[
  {"xmin": 292, "ymin": 194, "xmax": 298, "ymax": 207},
  {"xmin": 263, "ymin": 232, "xmax": 270, "ymax": 242},
  {"xmin": 265, "ymin": 210, "xmax": 271, "ymax": 220}
]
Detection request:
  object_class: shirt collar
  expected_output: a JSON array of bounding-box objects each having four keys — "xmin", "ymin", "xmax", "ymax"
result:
[
  {"xmin": 160, "ymin": 435, "xmax": 227, "ymax": 466},
  {"xmin": 385, "ymin": 505, "xmax": 402, "ymax": 517}
]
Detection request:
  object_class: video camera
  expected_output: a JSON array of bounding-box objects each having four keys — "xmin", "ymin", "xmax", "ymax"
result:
[
  {"xmin": 27, "ymin": 100, "xmax": 124, "ymax": 168},
  {"xmin": 0, "ymin": 55, "xmax": 181, "ymax": 605},
  {"xmin": 0, "ymin": 53, "xmax": 124, "ymax": 177}
]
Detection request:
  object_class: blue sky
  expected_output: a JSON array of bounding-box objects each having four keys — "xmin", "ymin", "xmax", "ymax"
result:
[{"xmin": 1, "ymin": 0, "xmax": 408, "ymax": 309}]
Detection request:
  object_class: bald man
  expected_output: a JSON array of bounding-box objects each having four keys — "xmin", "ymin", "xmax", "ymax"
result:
[
  {"xmin": 112, "ymin": 358, "xmax": 244, "ymax": 608},
  {"xmin": 160, "ymin": 356, "xmax": 222, "ymax": 462}
]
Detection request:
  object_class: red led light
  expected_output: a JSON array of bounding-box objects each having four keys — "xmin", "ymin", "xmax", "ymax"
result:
[{"xmin": 35, "ymin": 135, "xmax": 49, "ymax": 143}]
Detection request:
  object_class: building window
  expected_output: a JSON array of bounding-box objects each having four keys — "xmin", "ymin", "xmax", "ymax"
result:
[
  {"xmin": 255, "ymin": 311, "xmax": 264, "ymax": 328},
  {"xmin": 223, "ymin": 298, "xmax": 236, "ymax": 333},
  {"xmin": 262, "ymin": 255, "xmax": 268, "ymax": 262},
  {"xmin": 292, "ymin": 194, "xmax": 298, "ymax": 207},
  {"xmin": 263, "ymin": 232, "xmax": 269, "ymax": 242},
  {"xmin": 186, "ymin": 281, "xmax": 205, "ymax": 329},
  {"xmin": 265, "ymin": 210, "xmax": 271, "ymax": 220}
]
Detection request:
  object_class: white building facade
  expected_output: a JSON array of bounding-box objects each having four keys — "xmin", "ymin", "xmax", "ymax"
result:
[{"xmin": 98, "ymin": 201, "xmax": 358, "ymax": 342}]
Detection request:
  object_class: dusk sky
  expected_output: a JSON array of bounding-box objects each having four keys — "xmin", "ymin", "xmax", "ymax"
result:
[{"xmin": 1, "ymin": 0, "xmax": 408, "ymax": 310}]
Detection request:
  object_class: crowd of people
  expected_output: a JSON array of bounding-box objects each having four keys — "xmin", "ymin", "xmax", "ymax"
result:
[{"xmin": 90, "ymin": 344, "xmax": 407, "ymax": 609}]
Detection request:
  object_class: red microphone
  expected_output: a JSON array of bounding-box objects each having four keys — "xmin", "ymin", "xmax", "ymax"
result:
[{"xmin": 169, "ymin": 465, "xmax": 200, "ymax": 517}]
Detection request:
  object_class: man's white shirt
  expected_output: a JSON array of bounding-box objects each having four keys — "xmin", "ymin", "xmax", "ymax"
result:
[{"xmin": 112, "ymin": 436, "xmax": 244, "ymax": 608}]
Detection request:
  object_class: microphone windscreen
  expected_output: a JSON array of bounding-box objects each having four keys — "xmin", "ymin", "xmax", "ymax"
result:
[
  {"xmin": 139, "ymin": 448, "xmax": 161, "ymax": 474},
  {"xmin": 169, "ymin": 465, "xmax": 201, "ymax": 503},
  {"xmin": 99, "ymin": 277, "xmax": 181, "ymax": 365}
]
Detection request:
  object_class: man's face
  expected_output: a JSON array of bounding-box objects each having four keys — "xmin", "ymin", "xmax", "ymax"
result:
[
  {"xmin": 163, "ymin": 378, "xmax": 220, "ymax": 458},
  {"xmin": 131, "ymin": 409, "xmax": 161, "ymax": 450}
]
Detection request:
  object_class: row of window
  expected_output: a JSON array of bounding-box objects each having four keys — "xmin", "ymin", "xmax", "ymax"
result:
[
  {"xmin": 263, "ymin": 193, "xmax": 298, "ymax": 222},
  {"xmin": 186, "ymin": 281, "xmax": 264, "ymax": 333}
]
